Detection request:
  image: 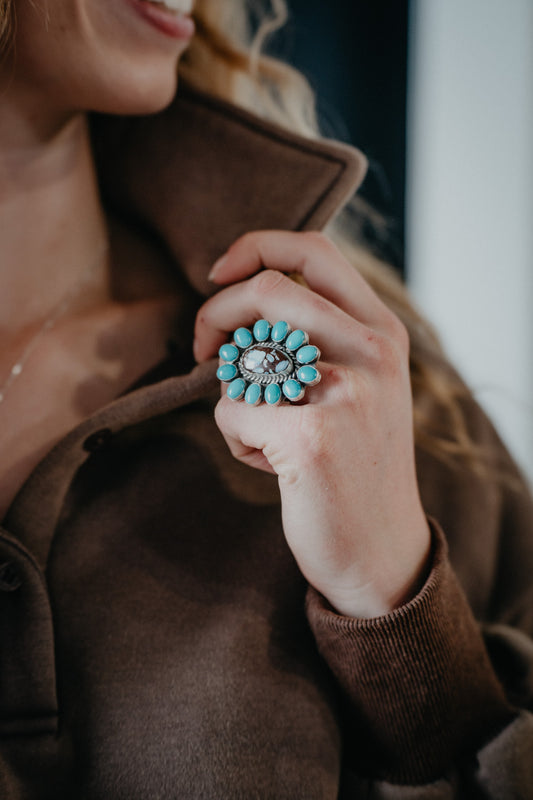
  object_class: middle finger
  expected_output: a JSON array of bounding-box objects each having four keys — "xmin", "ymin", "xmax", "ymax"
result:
[{"xmin": 194, "ymin": 269, "xmax": 379, "ymax": 367}]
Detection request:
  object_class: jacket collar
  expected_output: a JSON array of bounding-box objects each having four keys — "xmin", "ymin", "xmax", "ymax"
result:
[
  {"xmin": 93, "ymin": 83, "xmax": 367, "ymax": 296},
  {"xmin": 5, "ymin": 86, "xmax": 367, "ymax": 556}
]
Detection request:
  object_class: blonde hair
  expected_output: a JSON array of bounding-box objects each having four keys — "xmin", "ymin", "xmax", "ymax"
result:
[
  {"xmin": 181, "ymin": 0, "xmax": 513, "ymax": 481},
  {"xmin": 0, "ymin": 0, "xmax": 13, "ymax": 56},
  {"xmin": 0, "ymin": 0, "xmax": 512, "ymax": 482}
]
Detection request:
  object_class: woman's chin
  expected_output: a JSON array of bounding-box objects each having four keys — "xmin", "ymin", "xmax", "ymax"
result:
[
  {"xmin": 126, "ymin": 83, "xmax": 178, "ymax": 116},
  {"xmin": 96, "ymin": 71, "xmax": 179, "ymax": 117}
]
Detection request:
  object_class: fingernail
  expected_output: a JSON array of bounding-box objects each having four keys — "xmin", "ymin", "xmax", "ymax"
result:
[{"xmin": 208, "ymin": 253, "xmax": 228, "ymax": 282}]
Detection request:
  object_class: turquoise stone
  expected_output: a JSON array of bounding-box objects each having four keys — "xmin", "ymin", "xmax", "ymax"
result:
[
  {"xmin": 234, "ymin": 327, "xmax": 253, "ymax": 348},
  {"xmin": 217, "ymin": 363, "xmax": 238, "ymax": 382},
  {"xmin": 245, "ymin": 383, "xmax": 262, "ymax": 406},
  {"xmin": 264, "ymin": 384, "xmax": 282, "ymax": 405},
  {"xmin": 282, "ymin": 379, "xmax": 304, "ymax": 401},
  {"xmin": 253, "ymin": 319, "xmax": 271, "ymax": 342},
  {"xmin": 227, "ymin": 378, "xmax": 246, "ymax": 400},
  {"xmin": 271, "ymin": 321, "xmax": 290, "ymax": 343},
  {"xmin": 297, "ymin": 365, "xmax": 320, "ymax": 385},
  {"xmin": 296, "ymin": 345, "xmax": 319, "ymax": 365},
  {"xmin": 285, "ymin": 329, "xmax": 308, "ymax": 351},
  {"xmin": 219, "ymin": 343, "xmax": 239, "ymax": 363}
]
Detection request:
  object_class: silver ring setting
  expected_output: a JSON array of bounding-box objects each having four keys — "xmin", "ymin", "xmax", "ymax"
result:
[{"xmin": 217, "ymin": 320, "xmax": 321, "ymax": 406}]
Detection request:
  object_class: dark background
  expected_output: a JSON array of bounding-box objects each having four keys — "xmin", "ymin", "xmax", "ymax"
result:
[{"xmin": 273, "ymin": 0, "xmax": 409, "ymax": 274}]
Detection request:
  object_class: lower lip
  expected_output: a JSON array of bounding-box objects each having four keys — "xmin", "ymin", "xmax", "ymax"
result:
[{"xmin": 126, "ymin": 0, "xmax": 195, "ymax": 39}]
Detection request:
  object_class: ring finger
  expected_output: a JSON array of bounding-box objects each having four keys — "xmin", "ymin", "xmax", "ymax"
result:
[{"xmin": 194, "ymin": 269, "xmax": 378, "ymax": 368}]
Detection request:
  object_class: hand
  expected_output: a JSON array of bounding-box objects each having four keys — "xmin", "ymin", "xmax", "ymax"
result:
[{"xmin": 194, "ymin": 231, "xmax": 431, "ymax": 618}]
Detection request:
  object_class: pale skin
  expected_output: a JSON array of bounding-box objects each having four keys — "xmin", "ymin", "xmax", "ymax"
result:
[
  {"xmin": 194, "ymin": 232, "xmax": 431, "ymax": 618},
  {"xmin": 0, "ymin": 0, "xmax": 195, "ymax": 515},
  {"xmin": 1, "ymin": 0, "xmax": 431, "ymax": 618}
]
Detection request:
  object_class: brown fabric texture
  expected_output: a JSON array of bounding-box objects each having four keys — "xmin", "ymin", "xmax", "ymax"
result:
[
  {"xmin": 1, "ymin": 87, "xmax": 533, "ymax": 799},
  {"xmin": 306, "ymin": 522, "xmax": 513, "ymax": 783},
  {"xmin": 92, "ymin": 84, "xmax": 367, "ymax": 297}
]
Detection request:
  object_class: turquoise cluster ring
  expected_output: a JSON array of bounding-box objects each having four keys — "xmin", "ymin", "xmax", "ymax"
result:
[{"xmin": 216, "ymin": 320, "xmax": 321, "ymax": 406}]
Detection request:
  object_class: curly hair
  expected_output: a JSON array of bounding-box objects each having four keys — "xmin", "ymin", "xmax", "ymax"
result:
[{"xmin": 0, "ymin": 0, "xmax": 13, "ymax": 56}]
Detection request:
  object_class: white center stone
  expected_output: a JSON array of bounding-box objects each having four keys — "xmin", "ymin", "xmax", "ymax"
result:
[{"xmin": 242, "ymin": 346, "xmax": 292, "ymax": 375}]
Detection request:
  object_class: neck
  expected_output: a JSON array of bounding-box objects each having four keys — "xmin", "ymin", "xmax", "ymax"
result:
[{"xmin": 0, "ymin": 97, "xmax": 110, "ymax": 338}]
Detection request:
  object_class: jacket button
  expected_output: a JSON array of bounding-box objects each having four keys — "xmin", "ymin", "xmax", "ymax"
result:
[
  {"xmin": 83, "ymin": 428, "xmax": 113, "ymax": 453},
  {"xmin": 0, "ymin": 562, "xmax": 22, "ymax": 592}
]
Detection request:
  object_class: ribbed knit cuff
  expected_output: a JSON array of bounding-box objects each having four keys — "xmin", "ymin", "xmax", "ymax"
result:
[{"xmin": 306, "ymin": 520, "xmax": 515, "ymax": 784}]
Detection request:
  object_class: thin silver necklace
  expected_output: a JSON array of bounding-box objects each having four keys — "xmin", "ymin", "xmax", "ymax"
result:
[{"xmin": 0, "ymin": 245, "xmax": 109, "ymax": 405}]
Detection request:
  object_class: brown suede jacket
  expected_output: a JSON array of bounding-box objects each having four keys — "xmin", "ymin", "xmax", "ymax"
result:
[{"xmin": 1, "ymin": 87, "xmax": 533, "ymax": 799}]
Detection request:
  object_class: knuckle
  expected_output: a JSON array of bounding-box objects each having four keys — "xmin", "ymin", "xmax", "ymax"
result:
[
  {"xmin": 303, "ymin": 229, "xmax": 329, "ymax": 247},
  {"xmin": 303, "ymin": 230, "xmax": 337, "ymax": 257},
  {"xmin": 224, "ymin": 231, "xmax": 261, "ymax": 265},
  {"xmin": 369, "ymin": 332, "xmax": 404, "ymax": 379},
  {"xmin": 231, "ymin": 230, "xmax": 257, "ymax": 252},
  {"xmin": 307, "ymin": 289, "xmax": 332, "ymax": 316},
  {"xmin": 304, "ymin": 230, "xmax": 328, "ymax": 246},
  {"xmin": 324, "ymin": 361, "xmax": 352, "ymax": 391},
  {"xmin": 326, "ymin": 364, "xmax": 364, "ymax": 408},
  {"xmin": 251, "ymin": 268, "xmax": 288, "ymax": 297},
  {"xmin": 385, "ymin": 311, "xmax": 410, "ymax": 352},
  {"xmin": 294, "ymin": 405, "xmax": 332, "ymax": 462}
]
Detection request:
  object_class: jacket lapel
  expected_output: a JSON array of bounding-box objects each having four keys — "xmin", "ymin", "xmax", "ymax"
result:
[
  {"xmin": 7, "ymin": 87, "xmax": 367, "ymax": 555},
  {"xmin": 93, "ymin": 84, "xmax": 367, "ymax": 295}
]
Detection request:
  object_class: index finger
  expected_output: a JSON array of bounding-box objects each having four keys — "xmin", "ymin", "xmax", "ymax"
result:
[{"xmin": 209, "ymin": 230, "xmax": 393, "ymax": 328}]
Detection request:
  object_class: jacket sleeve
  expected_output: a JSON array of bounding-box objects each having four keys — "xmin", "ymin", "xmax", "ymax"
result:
[{"xmin": 305, "ymin": 401, "xmax": 533, "ymax": 794}]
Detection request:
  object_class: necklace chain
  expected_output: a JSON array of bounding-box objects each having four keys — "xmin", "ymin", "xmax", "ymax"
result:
[{"xmin": 0, "ymin": 245, "xmax": 109, "ymax": 405}]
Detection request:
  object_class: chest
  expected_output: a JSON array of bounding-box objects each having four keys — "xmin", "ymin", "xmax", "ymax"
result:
[{"xmin": 0, "ymin": 297, "xmax": 180, "ymax": 519}]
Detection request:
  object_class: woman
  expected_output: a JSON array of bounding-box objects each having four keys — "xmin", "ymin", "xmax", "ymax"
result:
[{"xmin": 1, "ymin": 0, "xmax": 532, "ymax": 797}]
